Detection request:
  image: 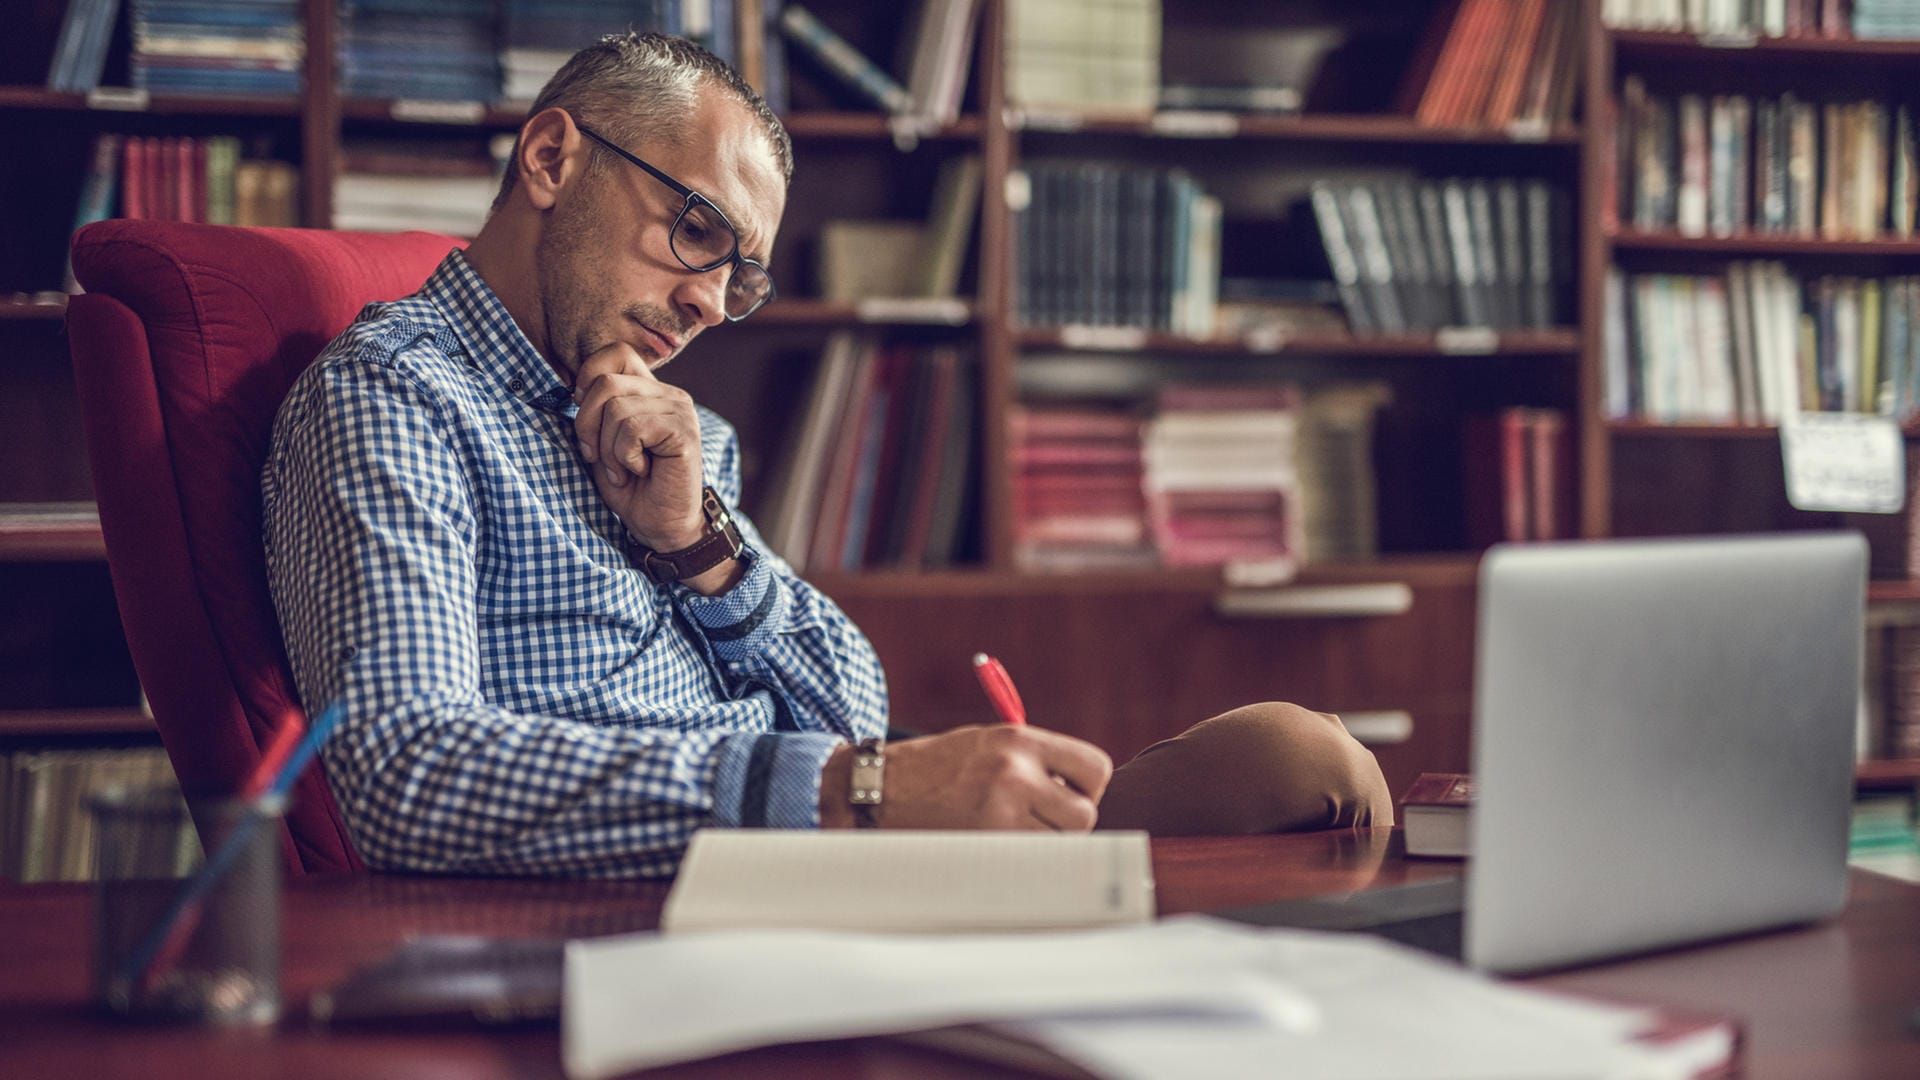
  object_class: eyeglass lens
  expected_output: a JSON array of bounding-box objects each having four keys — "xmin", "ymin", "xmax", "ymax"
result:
[{"xmin": 672, "ymin": 202, "xmax": 772, "ymax": 319}]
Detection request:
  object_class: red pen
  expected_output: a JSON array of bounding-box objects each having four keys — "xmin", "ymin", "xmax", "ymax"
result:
[{"xmin": 971, "ymin": 653, "xmax": 1027, "ymax": 727}]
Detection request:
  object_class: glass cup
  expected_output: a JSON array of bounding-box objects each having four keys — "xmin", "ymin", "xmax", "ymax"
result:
[{"xmin": 90, "ymin": 786, "xmax": 283, "ymax": 1025}]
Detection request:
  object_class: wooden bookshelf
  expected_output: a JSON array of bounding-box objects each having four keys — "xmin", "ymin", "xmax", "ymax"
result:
[
  {"xmin": 0, "ymin": 296, "xmax": 66, "ymax": 320},
  {"xmin": 0, "ymin": 85, "xmax": 301, "ymax": 117},
  {"xmin": 1015, "ymin": 327, "xmax": 1581, "ymax": 357},
  {"xmin": 0, "ymin": 708, "xmax": 152, "ymax": 738},
  {"xmin": 1611, "ymin": 28, "xmax": 1920, "ymax": 61},
  {"xmin": 1610, "ymin": 230, "xmax": 1920, "ymax": 258},
  {"xmin": 1012, "ymin": 111, "xmax": 1581, "ymax": 147},
  {"xmin": 1856, "ymin": 758, "xmax": 1920, "ymax": 790},
  {"xmin": 0, "ymin": 520, "xmax": 105, "ymax": 561}
]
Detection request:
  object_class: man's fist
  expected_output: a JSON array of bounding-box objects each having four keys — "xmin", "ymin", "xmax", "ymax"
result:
[
  {"xmin": 820, "ymin": 725, "xmax": 1114, "ymax": 831},
  {"xmin": 572, "ymin": 342, "xmax": 705, "ymax": 551}
]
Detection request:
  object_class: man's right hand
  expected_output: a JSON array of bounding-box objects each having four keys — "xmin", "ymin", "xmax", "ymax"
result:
[{"xmin": 819, "ymin": 725, "xmax": 1113, "ymax": 832}]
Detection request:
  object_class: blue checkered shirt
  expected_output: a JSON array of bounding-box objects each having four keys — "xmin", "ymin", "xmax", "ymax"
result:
[{"xmin": 262, "ymin": 250, "xmax": 888, "ymax": 877}]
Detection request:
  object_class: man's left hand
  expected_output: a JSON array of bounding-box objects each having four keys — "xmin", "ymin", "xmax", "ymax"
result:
[{"xmin": 572, "ymin": 342, "xmax": 706, "ymax": 551}]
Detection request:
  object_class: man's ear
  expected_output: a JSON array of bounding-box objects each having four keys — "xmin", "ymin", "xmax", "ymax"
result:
[{"xmin": 515, "ymin": 107, "xmax": 581, "ymax": 212}]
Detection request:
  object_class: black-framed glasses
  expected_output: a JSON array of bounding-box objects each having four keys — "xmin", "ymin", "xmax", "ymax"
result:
[{"xmin": 576, "ymin": 123, "xmax": 776, "ymax": 321}]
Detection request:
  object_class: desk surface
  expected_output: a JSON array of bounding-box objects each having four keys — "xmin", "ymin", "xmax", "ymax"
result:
[{"xmin": 1, "ymin": 830, "xmax": 1916, "ymax": 1079}]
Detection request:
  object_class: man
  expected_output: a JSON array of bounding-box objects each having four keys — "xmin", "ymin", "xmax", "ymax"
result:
[{"xmin": 264, "ymin": 33, "xmax": 1389, "ymax": 877}]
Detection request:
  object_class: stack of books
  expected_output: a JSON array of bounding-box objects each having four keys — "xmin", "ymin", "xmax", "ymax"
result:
[
  {"xmin": 1295, "ymin": 383, "xmax": 1392, "ymax": 562},
  {"xmin": 334, "ymin": 135, "xmax": 509, "ymax": 237},
  {"xmin": 1142, "ymin": 384, "xmax": 1300, "ymax": 572},
  {"xmin": 1856, "ymin": 0, "xmax": 1920, "ymax": 39},
  {"xmin": 499, "ymin": 0, "xmax": 682, "ymax": 104},
  {"xmin": 338, "ymin": 0, "xmax": 498, "ymax": 103},
  {"xmin": 1004, "ymin": 0, "xmax": 1158, "ymax": 116},
  {"xmin": 129, "ymin": 0, "xmax": 304, "ymax": 97},
  {"xmin": 1010, "ymin": 406, "xmax": 1153, "ymax": 574}
]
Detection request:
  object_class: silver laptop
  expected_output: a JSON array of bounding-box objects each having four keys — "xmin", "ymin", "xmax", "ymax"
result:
[{"xmin": 1222, "ymin": 533, "xmax": 1865, "ymax": 975}]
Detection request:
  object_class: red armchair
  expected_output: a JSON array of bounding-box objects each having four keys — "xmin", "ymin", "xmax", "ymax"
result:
[{"xmin": 66, "ymin": 220, "xmax": 462, "ymax": 874}]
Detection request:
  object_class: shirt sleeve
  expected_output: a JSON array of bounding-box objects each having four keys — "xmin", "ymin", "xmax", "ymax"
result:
[
  {"xmin": 671, "ymin": 409, "xmax": 891, "ymax": 747},
  {"xmin": 262, "ymin": 354, "xmax": 854, "ymax": 877}
]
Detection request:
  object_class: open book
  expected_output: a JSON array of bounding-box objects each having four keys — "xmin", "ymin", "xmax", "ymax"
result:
[{"xmin": 659, "ymin": 829, "xmax": 1156, "ymax": 933}]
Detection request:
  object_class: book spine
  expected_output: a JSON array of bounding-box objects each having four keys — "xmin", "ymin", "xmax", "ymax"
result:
[{"xmin": 777, "ymin": 4, "xmax": 910, "ymax": 112}]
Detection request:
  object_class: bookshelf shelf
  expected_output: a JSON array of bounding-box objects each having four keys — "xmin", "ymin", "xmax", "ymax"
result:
[
  {"xmin": 0, "ymin": 85, "xmax": 301, "ymax": 117},
  {"xmin": 1610, "ymin": 230, "xmax": 1920, "ymax": 258},
  {"xmin": 1013, "ymin": 112, "xmax": 1579, "ymax": 147},
  {"xmin": 335, "ymin": 102, "xmax": 986, "ymax": 142},
  {"xmin": 1870, "ymin": 579, "xmax": 1920, "ymax": 604},
  {"xmin": 0, "ymin": 296, "xmax": 67, "ymax": 320},
  {"xmin": 0, "ymin": 520, "xmax": 106, "ymax": 561},
  {"xmin": 809, "ymin": 554, "xmax": 1481, "ymax": 600},
  {"xmin": 1856, "ymin": 758, "xmax": 1920, "ymax": 789},
  {"xmin": 1608, "ymin": 420, "xmax": 1920, "ymax": 439},
  {"xmin": 1611, "ymin": 28, "xmax": 1920, "ymax": 62},
  {"xmin": 0, "ymin": 708, "xmax": 153, "ymax": 738},
  {"xmin": 1014, "ymin": 327, "xmax": 1580, "ymax": 357},
  {"xmin": 754, "ymin": 298, "xmax": 975, "ymax": 326},
  {"xmin": 782, "ymin": 112, "xmax": 983, "ymax": 140}
]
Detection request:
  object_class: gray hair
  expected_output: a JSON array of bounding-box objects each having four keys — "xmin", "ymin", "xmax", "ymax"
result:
[{"xmin": 493, "ymin": 31, "xmax": 793, "ymax": 211}]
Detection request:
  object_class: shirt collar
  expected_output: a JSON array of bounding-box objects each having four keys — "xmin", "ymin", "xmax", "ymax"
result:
[{"xmin": 420, "ymin": 248, "xmax": 575, "ymax": 414}]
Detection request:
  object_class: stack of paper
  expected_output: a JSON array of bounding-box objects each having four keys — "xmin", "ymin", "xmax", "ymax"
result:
[{"xmin": 563, "ymin": 917, "xmax": 1732, "ymax": 1080}]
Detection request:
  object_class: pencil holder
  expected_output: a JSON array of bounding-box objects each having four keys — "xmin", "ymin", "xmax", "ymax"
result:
[{"xmin": 90, "ymin": 786, "xmax": 283, "ymax": 1026}]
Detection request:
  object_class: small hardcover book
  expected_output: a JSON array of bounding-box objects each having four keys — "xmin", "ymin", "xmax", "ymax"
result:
[{"xmin": 1401, "ymin": 772, "xmax": 1473, "ymax": 859}]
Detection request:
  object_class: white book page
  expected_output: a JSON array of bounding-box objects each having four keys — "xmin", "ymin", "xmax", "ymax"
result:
[{"xmin": 659, "ymin": 830, "xmax": 1155, "ymax": 933}]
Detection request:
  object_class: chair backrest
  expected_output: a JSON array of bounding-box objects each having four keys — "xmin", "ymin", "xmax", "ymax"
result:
[{"xmin": 67, "ymin": 220, "xmax": 462, "ymax": 874}]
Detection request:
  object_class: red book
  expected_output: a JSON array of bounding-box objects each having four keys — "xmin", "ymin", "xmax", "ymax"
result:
[
  {"xmin": 120, "ymin": 137, "xmax": 145, "ymax": 220},
  {"xmin": 1399, "ymin": 771, "xmax": 1473, "ymax": 858}
]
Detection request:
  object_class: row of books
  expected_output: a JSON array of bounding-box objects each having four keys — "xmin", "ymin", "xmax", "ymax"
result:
[
  {"xmin": 1464, "ymin": 407, "xmax": 1576, "ymax": 548},
  {"xmin": 1310, "ymin": 177, "xmax": 1572, "ymax": 336},
  {"xmin": 1617, "ymin": 81, "xmax": 1919, "ymax": 240},
  {"xmin": 1848, "ymin": 789, "xmax": 1920, "ymax": 882},
  {"xmin": 1010, "ymin": 382, "xmax": 1393, "ymax": 575},
  {"xmin": 0, "ymin": 746, "xmax": 194, "ymax": 883},
  {"xmin": 334, "ymin": 135, "xmax": 512, "ymax": 237},
  {"xmin": 757, "ymin": 334, "xmax": 977, "ymax": 573},
  {"xmin": 1604, "ymin": 0, "xmax": 1920, "ymax": 38},
  {"xmin": 1013, "ymin": 161, "xmax": 1220, "ymax": 335},
  {"xmin": 340, "ymin": 0, "xmax": 497, "ymax": 103},
  {"xmin": 1604, "ymin": 264, "xmax": 1920, "ymax": 424},
  {"xmin": 1411, "ymin": 0, "xmax": 1584, "ymax": 132},
  {"xmin": 131, "ymin": 0, "xmax": 303, "ymax": 96}
]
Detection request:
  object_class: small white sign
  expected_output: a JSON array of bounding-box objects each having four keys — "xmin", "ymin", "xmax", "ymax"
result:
[{"xmin": 1779, "ymin": 412, "xmax": 1906, "ymax": 513}]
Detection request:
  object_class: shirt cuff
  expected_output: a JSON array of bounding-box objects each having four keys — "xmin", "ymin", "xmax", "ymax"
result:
[
  {"xmin": 711, "ymin": 730, "xmax": 844, "ymax": 829},
  {"xmin": 673, "ymin": 546, "xmax": 788, "ymax": 662}
]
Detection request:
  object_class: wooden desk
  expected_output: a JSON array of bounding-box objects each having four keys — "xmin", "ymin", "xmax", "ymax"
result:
[{"xmin": 1, "ymin": 830, "xmax": 1916, "ymax": 1079}]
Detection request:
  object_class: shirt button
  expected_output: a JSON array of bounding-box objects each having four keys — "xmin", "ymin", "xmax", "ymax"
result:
[
  {"xmin": 339, "ymin": 644, "xmax": 359, "ymax": 662},
  {"xmin": 507, "ymin": 377, "xmax": 526, "ymax": 393}
]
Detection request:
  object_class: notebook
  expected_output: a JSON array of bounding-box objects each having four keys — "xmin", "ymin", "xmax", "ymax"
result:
[
  {"xmin": 659, "ymin": 829, "xmax": 1155, "ymax": 933},
  {"xmin": 1222, "ymin": 532, "xmax": 1865, "ymax": 975}
]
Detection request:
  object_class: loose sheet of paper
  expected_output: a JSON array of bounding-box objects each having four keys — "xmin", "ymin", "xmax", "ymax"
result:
[
  {"xmin": 995, "ymin": 920, "xmax": 1677, "ymax": 1080},
  {"xmin": 564, "ymin": 916, "xmax": 1692, "ymax": 1080},
  {"xmin": 563, "ymin": 920, "xmax": 1310, "ymax": 1080}
]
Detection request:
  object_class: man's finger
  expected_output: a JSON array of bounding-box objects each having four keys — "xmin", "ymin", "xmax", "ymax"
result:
[
  {"xmin": 1027, "ymin": 777, "xmax": 1100, "ymax": 833},
  {"xmin": 1024, "ymin": 729, "xmax": 1114, "ymax": 804}
]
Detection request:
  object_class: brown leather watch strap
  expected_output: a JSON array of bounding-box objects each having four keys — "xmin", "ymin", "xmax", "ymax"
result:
[{"xmin": 631, "ymin": 487, "xmax": 745, "ymax": 584}]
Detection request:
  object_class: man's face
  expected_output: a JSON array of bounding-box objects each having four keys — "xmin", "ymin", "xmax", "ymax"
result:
[{"xmin": 535, "ymin": 95, "xmax": 785, "ymax": 376}]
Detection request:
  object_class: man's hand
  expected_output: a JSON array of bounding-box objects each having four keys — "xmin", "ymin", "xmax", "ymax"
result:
[
  {"xmin": 573, "ymin": 342, "xmax": 706, "ymax": 551},
  {"xmin": 819, "ymin": 725, "xmax": 1113, "ymax": 831}
]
